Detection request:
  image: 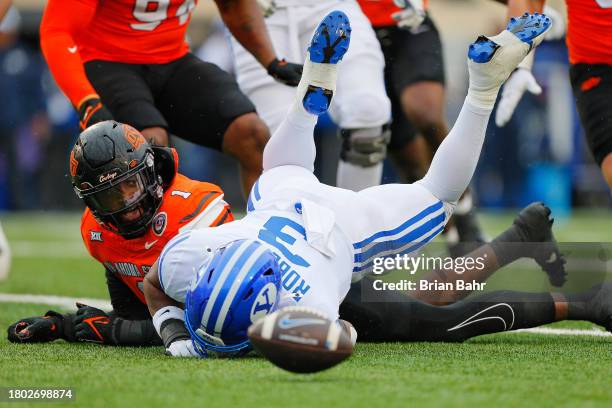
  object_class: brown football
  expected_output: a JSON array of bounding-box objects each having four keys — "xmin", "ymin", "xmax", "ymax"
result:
[{"xmin": 248, "ymin": 306, "xmax": 354, "ymax": 374}]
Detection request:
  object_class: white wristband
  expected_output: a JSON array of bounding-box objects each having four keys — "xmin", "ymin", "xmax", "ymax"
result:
[{"xmin": 152, "ymin": 306, "xmax": 185, "ymax": 337}]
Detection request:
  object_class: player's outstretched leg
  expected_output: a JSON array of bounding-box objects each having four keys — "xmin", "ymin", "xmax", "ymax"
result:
[
  {"xmin": 466, "ymin": 13, "xmax": 551, "ymax": 109},
  {"xmin": 262, "ymin": 11, "xmax": 351, "ymax": 172},
  {"xmin": 299, "ymin": 11, "xmax": 351, "ymax": 116}
]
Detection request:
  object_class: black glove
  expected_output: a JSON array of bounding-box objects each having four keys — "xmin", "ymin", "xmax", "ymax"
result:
[
  {"xmin": 266, "ymin": 58, "xmax": 303, "ymax": 87},
  {"xmin": 74, "ymin": 303, "xmax": 117, "ymax": 344},
  {"xmin": 77, "ymin": 96, "xmax": 113, "ymax": 130},
  {"xmin": 7, "ymin": 311, "xmax": 75, "ymax": 343}
]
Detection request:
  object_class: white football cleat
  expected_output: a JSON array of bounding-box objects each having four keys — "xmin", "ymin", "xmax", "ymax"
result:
[
  {"xmin": 466, "ymin": 13, "xmax": 551, "ymax": 109},
  {"xmin": 297, "ymin": 10, "xmax": 351, "ymax": 116}
]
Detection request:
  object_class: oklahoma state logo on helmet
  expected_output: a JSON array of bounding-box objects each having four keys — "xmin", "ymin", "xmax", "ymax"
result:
[
  {"xmin": 124, "ymin": 125, "xmax": 146, "ymax": 150},
  {"xmin": 69, "ymin": 150, "xmax": 79, "ymax": 177}
]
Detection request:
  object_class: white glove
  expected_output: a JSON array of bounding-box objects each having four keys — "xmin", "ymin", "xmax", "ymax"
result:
[
  {"xmin": 257, "ymin": 0, "xmax": 277, "ymax": 18},
  {"xmin": 392, "ymin": 0, "xmax": 426, "ymax": 31},
  {"xmin": 165, "ymin": 339, "xmax": 200, "ymax": 358},
  {"xmin": 495, "ymin": 68, "xmax": 542, "ymax": 127},
  {"xmin": 543, "ymin": 5, "xmax": 565, "ymax": 41}
]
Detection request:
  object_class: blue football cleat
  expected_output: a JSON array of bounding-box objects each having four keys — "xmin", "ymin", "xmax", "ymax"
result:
[
  {"xmin": 301, "ymin": 11, "xmax": 351, "ymax": 115},
  {"xmin": 468, "ymin": 13, "xmax": 551, "ymax": 63},
  {"xmin": 303, "ymin": 86, "xmax": 334, "ymax": 116},
  {"xmin": 308, "ymin": 10, "xmax": 351, "ymax": 64}
]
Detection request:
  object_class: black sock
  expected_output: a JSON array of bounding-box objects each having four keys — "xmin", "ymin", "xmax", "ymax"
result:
[
  {"xmin": 565, "ymin": 289, "xmax": 594, "ymax": 321},
  {"xmin": 489, "ymin": 224, "xmax": 531, "ymax": 267}
]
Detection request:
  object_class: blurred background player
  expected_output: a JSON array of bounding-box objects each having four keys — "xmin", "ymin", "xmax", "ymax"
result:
[
  {"xmin": 358, "ymin": 0, "xmax": 486, "ymax": 255},
  {"xmin": 0, "ymin": 0, "xmax": 11, "ymax": 23},
  {"xmin": 0, "ymin": 4, "xmax": 31, "ymax": 282},
  {"xmin": 7, "ymin": 121, "xmax": 234, "ymax": 345},
  {"xmin": 496, "ymin": 0, "xmax": 612, "ymax": 190},
  {"xmin": 236, "ymin": 0, "xmax": 392, "ymax": 191},
  {"xmin": 39, "ymin": 0, "xmax": 303, "ymax": 194},
  {"xmin": 0, "ymin": 0, "xmax": 12, "ymax": 280}
]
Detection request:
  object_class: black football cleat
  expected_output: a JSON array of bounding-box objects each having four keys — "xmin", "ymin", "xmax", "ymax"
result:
[{"xmin": 513, "ymin": 202, "xmax": 567, "ymax": 287}]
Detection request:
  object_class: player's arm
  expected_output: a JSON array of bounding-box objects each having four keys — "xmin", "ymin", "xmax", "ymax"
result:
[
  {"xmin": 71, "ymin": 270, "xmax": 162, "ymax": 346},
  {"xmin": 215, "ymin": 0, "xmax": 302, "ymax": 86},
  {"xmin": 494, "ymin": 0, "xmax": 546, "ymax": 127},
  {"xmin": 144, "ymin": 262, "xmax": 199, "ymax": 357},
  {"xmin": 40, "ymin": 0, "xmax": 112, "ymax": 129},
  {"xmin": 0, "ymin": 0, "xmax": 11, "ymax": 23},
  {"xmin": 505, "ymin": 0, "xmax": 545, "ymax": 15}
]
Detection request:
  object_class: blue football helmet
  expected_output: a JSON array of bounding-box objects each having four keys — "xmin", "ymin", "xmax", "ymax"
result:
[{"xmin": 184, "ymin": 239, "xmax": 281, "ymax": 357}]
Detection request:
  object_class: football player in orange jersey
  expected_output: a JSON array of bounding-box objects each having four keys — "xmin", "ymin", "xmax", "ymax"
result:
[
  {"xmin": 40, "ymin": 0, "xmax": 304, "ymax": 194},
  {"xmin": 7, "ymin": 121, "xmax": 235, "ymax": 346},
  {"xmin": 498, "ymin": 0, "xmax": 612, "ymax": 189},
  {"xmin": 357, "ymin": 0, "xmax": 485, "ymax": 254}
]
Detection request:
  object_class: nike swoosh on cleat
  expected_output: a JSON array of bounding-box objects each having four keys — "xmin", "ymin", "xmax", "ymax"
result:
[
  {"xmin": 278, "ymin": 317, "xmax": 327, "ymax": 330},
  {"xmin": 546, "ymin": 252, "xmax": 558, "ymax": 263}
]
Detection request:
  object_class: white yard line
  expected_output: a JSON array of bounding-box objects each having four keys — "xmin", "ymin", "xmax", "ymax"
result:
[
  {"xmin": 9, "ymin": 242, "xmax": 87, "ymax": 258},
  {"xmin": 0, "ymin": 293, "xmax": 610, "ymax": 338},
  {"xmin": 516, "ymin": 327, "xmax": 611, "ymax": 337},
  {"xmin": 0, "ymin": 293, "xmax": 111, "ymax": 310}
]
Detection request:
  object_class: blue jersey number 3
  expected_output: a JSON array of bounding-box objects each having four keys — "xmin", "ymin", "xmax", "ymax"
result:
[{"xmin": 258, "ymin": 217, "xmax": 310, "ymax": 267}]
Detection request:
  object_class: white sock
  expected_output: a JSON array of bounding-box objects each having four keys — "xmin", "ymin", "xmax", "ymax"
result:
[
  {"xmin": 417, "ymin": 101, "xmax": 491, "ymax": 204},
  {"xmin": 262, "ymin": 103, "xmax": 318, "ymax": 172}
]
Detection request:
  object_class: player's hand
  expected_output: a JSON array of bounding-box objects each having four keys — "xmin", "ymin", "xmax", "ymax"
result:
[
  {"xmin": 77, "ymin": 96, "xmax": 113, "ymax": 131},
  {"xmin": 165, "ymin": 339, "xmax": 200, "ymax": 358},
  {"xmin": 495, "ymin": 68, "xmax": 542, "ymax": 127},
  {"xmin": 74, "ymin": 303, "xmax": 116, "ymax": 344},
  {"xmin": 392, "ymin": 0, "xmax": 426, "ymax": 31},
  {"xmin": 267, "ymin": 58, "xmax": 303, "ymax": 87},
  {"xmin": 7, "ymin": 311, "xmax": 70, "ymax": 343},
  {"xmin": 257, "ymin": 0, "xmax": 276, "ymax": 17}
]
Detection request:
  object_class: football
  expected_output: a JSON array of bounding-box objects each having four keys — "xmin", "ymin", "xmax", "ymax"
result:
[{"xmin": 248, "ymin": 306, "xmax": 354, "ymax": 373}]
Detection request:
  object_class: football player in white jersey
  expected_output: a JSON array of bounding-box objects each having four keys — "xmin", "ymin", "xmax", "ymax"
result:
[
  {"xmin": 233, "ymin": 0, "xmax": 392, "ymax": 192},
  {"xmin": 143, "ymin": 11, "xmax": 612, "ymax": 358}
]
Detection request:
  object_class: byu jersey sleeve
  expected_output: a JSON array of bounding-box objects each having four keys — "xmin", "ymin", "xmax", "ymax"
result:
[
  {"xmin": 157, "ymin": 231, "xmax": 209, "ymax": 303},
  {"xmin": 157, "ymin": 225, "xmax": 251, "ymax": 303}
]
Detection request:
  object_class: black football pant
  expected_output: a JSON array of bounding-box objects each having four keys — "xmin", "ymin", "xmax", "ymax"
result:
[{"xmin": 339, "ymin": 278, "xmax": 555, "ymax": 342}]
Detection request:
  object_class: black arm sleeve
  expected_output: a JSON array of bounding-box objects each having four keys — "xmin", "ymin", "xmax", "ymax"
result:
[
  {"xmin": 106, "ymin": 269, "xmax": 150, "ymax": 320},
  {"xmin": 105, "ymin": 269, "xmax": 162, "ymax": 346}
]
